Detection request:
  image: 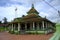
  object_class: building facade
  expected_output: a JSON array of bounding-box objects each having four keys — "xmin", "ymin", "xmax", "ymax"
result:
[{"xmin": 9, "ymin": 4, "xmax": 55, "ymax": 34}]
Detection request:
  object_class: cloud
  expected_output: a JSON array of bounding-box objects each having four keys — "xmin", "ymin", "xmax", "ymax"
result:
[
  {"xmin": 0, "ymin": 4, "xmax": 30, "ymax": 22},
  {"xmin": 0, "ymin": 0, "xmax": 44, "ymax": 7},
  {"xmin": 0, "ymin": 0, "xmax": 53, "ymax": 7},
  {"xmin": 45, "ymin": 6, "xmax": 60, "ymax": 22},
  {"xmin": 51, "ymin": 0, "xmax": 60, "ymax": 6},
  {"xmin": 0, "ymin": 6, "xmax": 15, "ymax": 21},
  {"xmin": 39, "ymin": 12, "xmax": 49, "ymax": 18},
  {"xmin": 45, "ymin": 0, "xmax": 53, "ymax": 3},
  {"xmin": 0, "ymin": 0, "xmax": 60, "ymax": 23},
  {"xmin": 0, "ymin": 0, "xmax": 22, "ymax": 7},
  {"xmin": 0, "ymin": 0, "xmax": 9, "ymax": 6}
]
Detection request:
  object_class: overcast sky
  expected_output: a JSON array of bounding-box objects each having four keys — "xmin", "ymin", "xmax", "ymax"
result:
[{"xmin": 0, "ymin": 0, "xmax": 60, "ymax": 22}]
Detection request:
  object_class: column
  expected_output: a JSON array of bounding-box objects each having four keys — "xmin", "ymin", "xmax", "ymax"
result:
[
  {"xmin": 42, "ymin": 21, "xmax": 44, "ymax": 30},
  {"xmin": 46, "ymin": 22, "xmax": 48, "ymax": 34},
  {"xmin": 18, "ymin": 23, "xmax": 20, "ymax": 31},
  {"xmin": 50, "ymin": 23, "xmax": 52, "ymax": 27},
  {"xmin": 46, "ymin": 22, "xmax": 47, "ymax": 29},
  {"xmin": 47, "ymin": 22, "xmax": 49, "ymax": 33},
  {"xmin": 33, "ymin": 22, "xmax": 35, "ymax": 30},
  {"xmin": 9, "ymin": 25, "xmax": 11, "ymax": 31},
  {"xmin": 37, "ymin": 22, "xmax": 39, "ymax": 30},
  {"xmin": 11, "ymin": 24, "xmax": 13, "ymax": 31},
  {"xmin": 14, "ymin": 24, "xmax": 15, "ymax": 31},
  {"xmin": 25, "ymin": 23, "xmax": 27, "ymax": 30},
  {"xmin": 30, "ymin": 23, "xmax": 32, "ymax": 30},
  {"xmin": 48, "ymin": 23, "xmax": 50, "ymax": 33},
  {"xmin": 49, "ymin": 23, "xmax": 50, "ymax": 27},
  {"xmin": 47, "ymin": 22, "xmax": 48, "ymax": 27},
  {"xmin": 48, "ymin": 23, "xmax": 50, "ymax": 27}
]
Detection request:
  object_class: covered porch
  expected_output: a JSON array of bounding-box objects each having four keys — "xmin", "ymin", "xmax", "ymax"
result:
[{"xmin": 9, "ymin": 20, "xmax": 54, "ymax": 34}]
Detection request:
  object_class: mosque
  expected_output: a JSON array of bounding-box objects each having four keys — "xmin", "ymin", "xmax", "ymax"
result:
[{"xmin": 9, "ymin": 4, "xmax": 56, "ymax": 34}]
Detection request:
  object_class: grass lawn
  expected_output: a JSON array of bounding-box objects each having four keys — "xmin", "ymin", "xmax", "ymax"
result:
[
  {"xmin": 0, "ymin": 27, "xmax": 5, "ymax": 32},
  {"xmin": 0, "ymin": 27, "xmax": 9, "ymax": 32},
  {"xmin": 50, "ymin": 23, "xmax": 60, "ymax": 40}
]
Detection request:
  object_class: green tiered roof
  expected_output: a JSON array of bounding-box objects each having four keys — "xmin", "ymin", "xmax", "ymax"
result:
[
  {"xmin": 10, "ymin": 4, "xmax": 54, "ymax": 24},
  {"xmin": 27, "ymin": 4, "xmax": 39, "ymax": 14}
]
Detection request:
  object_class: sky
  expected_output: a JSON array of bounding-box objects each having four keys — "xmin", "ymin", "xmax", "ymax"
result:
[{"xmin": 0, "ymin": 0, "xmax": 60, "ymax": 23}]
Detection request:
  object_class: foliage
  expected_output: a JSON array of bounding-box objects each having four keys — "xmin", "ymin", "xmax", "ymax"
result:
[
  {"xmin": 50, "ymin": 23, "xmax": 60, "ymax": 40},
  {"xmin": 9, "ymin": 31, "xmax": 14, "ymax": 34},
  {"xmin": 14, "ymin": 31, "xmax": 20, "ymax": 35},
  {"xmin": 3, "ymin": 17, "xmax": 7, "ymax": 24},
  {"xmin": 0, "ymin": 21, "xmax": 2, "ymax": 24}
]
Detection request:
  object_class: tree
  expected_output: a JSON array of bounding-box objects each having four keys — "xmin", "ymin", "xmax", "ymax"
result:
[
  {"xmin": 3, "ymin": 17, "xmax": 8, "ymax": 31},
  {"xmin": 0, "ymin": 21, "xmax": 2, "ymax": 24},
  {"xmin": 3, "ymin": 17, "xmax": 7, "ymax": 24}
]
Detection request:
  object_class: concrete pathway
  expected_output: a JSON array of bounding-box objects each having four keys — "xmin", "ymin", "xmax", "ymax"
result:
[{"xmin": 0, "ymin": 32, "xmax": 53, "ymax": 40}]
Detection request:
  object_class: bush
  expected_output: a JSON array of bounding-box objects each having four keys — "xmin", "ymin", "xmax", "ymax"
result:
[
  {"xmin": 9, "ymin": 31, "xmax": 14, "ymax": 34},
  {"xmin": 26, "ymin": 31, "xmax": 45, "ymax": 34},
  {"xmin": 14, "ymin": 31, "xmax": 20, "ymax": 35},
  {"xmin": 9, "ymin": 31, "xmax": 20, "ymax": 35}
]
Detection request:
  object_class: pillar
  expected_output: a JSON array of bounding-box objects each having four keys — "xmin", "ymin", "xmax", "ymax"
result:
[
  {"xmin": 25, "ymin": 23, "xmax": 27, "ymax": 30},
  {"xmin": 11, "ymin": 24, "xmax": 13, "ymax": 31},
  {"xmin": 47, "ymin": 23, "xmax": 49, "ymax": 27},
  {"xmin": 30, "ymin": 23, "xmax": 32, "ymax": 30},
  {"xmin": 14, "ymin": 24, "xmax": 15, "ymax": 31},
  {"xmin": 48, "ymin": 23, "xmax": 50, "ymax": 33},
  {"xmin": 18, "ymin": 23, "xmax": 20, "ymax": 31},
  {"xmin": 50, "ymin": 23, "xmax": 51, "ymax": 27},
  {"xmin": 46, "ymin": 22, "xmax": 48, "ymax": 34},
  {"xmin": 46, "ymin": 22, "xmax": 47, "ymax": 29},
  {"xmin": 37, "ymin": 22, "xmax": 39, "ymax": 30},
  {"xmin": 33, "ymin": 22, "xmax": 35, "ymax": 30},
  {"xmin": 47, "ymin": 22, "xmax": 49, "ymax": 33},
  {"xmin": 42, "ymin": 21, "xmax": 44, "ymax": 30},
  {"xmin": 9, "ymin": 25, "xmax": 11, "ymax": 31}
]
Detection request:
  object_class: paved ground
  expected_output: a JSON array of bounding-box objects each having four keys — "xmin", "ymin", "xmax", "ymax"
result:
[{"xmin": 0, "ymin": 32, "xmax": 53, "ymax": 40}]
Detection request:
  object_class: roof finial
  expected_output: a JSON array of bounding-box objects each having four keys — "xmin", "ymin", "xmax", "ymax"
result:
[{"xmin": 32, "ymin": 3, "xmax": 34, "ymax": 8}]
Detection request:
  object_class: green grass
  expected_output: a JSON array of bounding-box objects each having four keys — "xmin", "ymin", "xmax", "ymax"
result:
[
  {"xmin": 0, "ymin": 27, "xmax": 9, "ymax": 32},
  {"xmin": 0, "ymin": 27, "xmax": 5, "ymax": 32},
  {"xmin": 50, "ymin": 23, "xmax": 60, "ymax": 40},
  {"xmin": 56, "ymin": 24, "xmax": 60, "ymax": 33}
]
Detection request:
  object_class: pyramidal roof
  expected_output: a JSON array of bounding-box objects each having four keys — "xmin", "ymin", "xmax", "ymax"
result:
[{"xmin": 27, "ymin": 4, "xmax": 39, "ymax": 14}]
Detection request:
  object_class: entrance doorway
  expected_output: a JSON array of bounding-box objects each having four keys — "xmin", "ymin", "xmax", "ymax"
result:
[
  {"xmin": 21, "ymin": 23, "xmax": 25, "ymax": 30},
  {"xmin": 20, "ymin": 23, "xmax": 26, "ymax": 34}
]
